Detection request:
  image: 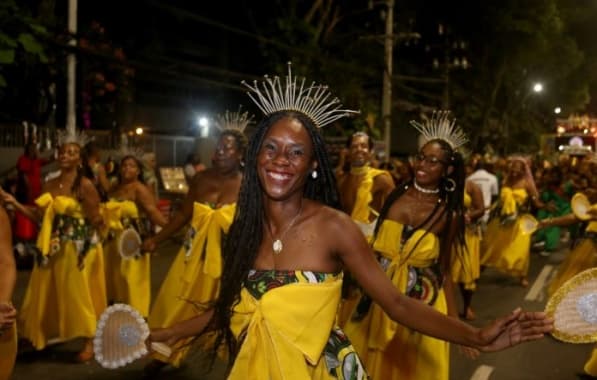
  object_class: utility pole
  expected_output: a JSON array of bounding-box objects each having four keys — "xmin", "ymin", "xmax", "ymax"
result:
[
  {"xmin": 66, "ymin": 0, "xmax": 77, "ymax": 133},
  {"xmin": 381, "ymin": 0, "xmax": 394, "ymax": 161}
]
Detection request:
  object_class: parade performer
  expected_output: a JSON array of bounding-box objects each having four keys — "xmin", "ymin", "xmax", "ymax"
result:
[
  {"xmin": 452, "ymin": 180, "xmax": 485, "ymax": 320},
  {"xmin": 143, "ymin": 109, "xmax": 249, "ymax": 371},
  {"xmin": 0, "ymin": 205, "xmax": 17, "ymax": 380},
  {"xmin": 482, "ymin": 156, "xmax": 545, "ymax": 286},
  {"xmin": 344, "ymin": 110, "xmax": 470, "ymax": 380},
  {"xmin": 103, "ymin": 154, "xmax": 168, "ymax": 317},
  {"xmin": 150, "ymin": 65, "xmax": 553, "ymax": 380},
  {"xmin": 1, "ymin": 130, "xmax": 106, "ymax": 362}
]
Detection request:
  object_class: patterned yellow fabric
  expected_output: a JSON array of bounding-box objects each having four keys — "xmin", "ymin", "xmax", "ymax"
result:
[
  {"xmin": 500, "ymin": 187, "xmax": 528, "ymax": 216},
  {"xmin": 228, "ymin": 274, "xmax": 343, "ymax": 380},
  {"xmin": 103, "ymin": 200, "xmax": 151, "ymax": 316},
  {"xmin": 20, "ymin": 193, "xmax": 106, "ymax": 350},
  {"xmin": 345, "ymin": 219, "xmax": 449, "ymax": 380},
  {"xmin": 350, "ymin": 167, "xmax": 389, "ymax": 223},
  {"xmin": 148, "ymin": 202, "xmax": 235, "ymax": 366},
  {"xmin": 0, "ymin": 323, "xmax": 16, "ymax": 380}
]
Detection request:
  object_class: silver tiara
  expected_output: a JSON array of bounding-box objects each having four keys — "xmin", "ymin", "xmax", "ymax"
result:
[
  {"xmin": 410, "ymin": 110, "xmax": 468, "ymax": 150},
  {"xmin": 116, "ymin": 134, "xmax": 145, "ymax": 161},
  {"xmin": 56, "ymin": 128, "xmax": 94, "ymax": 147},
  {"xmin": 214, "ymin": 107, "xmax": 253, "ymax": 133},
  {"xmin": 241, "ymin": 62, "xmax": 359, "ymax": 128}
]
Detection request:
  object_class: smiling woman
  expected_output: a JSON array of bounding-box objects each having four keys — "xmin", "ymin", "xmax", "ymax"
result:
[{"xmin": 149, "ymin": 67, "xmax": 553, "ymax": 380}]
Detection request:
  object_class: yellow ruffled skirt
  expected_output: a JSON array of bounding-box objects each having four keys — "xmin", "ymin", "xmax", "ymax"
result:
[
  {"xmin": 586, "ymin": 345, "xmax": 597, "ymax": 376},
  {"xmin": 482, "ymin": 217, "xmax": 531, "ymax": 278},
  {"xmin": 19, "ymin": 242, "xmax": 104, "ymax": 350},
  {"xmin": 452, "ymin": 228, "xmax": 481, "ymax": 290},
  {"xmin": 104, "ymin": 238, "xmax": 150, "ymax": 316}
]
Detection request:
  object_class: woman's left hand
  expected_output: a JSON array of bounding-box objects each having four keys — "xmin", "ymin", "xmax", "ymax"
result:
[{"xmin": 476, "ymin": 308, "xmax": 553, "ymax": 352}]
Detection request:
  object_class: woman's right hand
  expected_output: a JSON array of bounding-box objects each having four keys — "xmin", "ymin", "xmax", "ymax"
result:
[
  {"xmin": 148, "ymin": 327, "xmax": 179, "ymax": 349},
  {"xmin": 0, "ymin": 302, "xmax": 16, "ymax": 331},
  {"xmin": 142, "ymin": 237, "xmax": 157, "ymax": 253}
]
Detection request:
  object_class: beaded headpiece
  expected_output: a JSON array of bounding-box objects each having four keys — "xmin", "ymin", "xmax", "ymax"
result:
[
  {"xmin": 241, "ymin": 62, "xmax": 359, "ymax": 128},
  {"xmin": 410, "ymin": 110, "xmax": 468, "ymax": 151},
  {"xmin": 56, "ymin": 128, "xmax": 93, "ymax": 147},
  {"xmin": 214, "ymin": 107, "xmax": 253, "ymax": 133},
  {"xmin": 116, "ymin": 134, "xmax": 145, "ymax": 161}
]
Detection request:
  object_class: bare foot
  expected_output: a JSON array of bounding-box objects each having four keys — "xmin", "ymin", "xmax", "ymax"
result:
[
  {"xmin": 520, "ymin": 278, "xmax": 529, "ymax": 287},
  {"xmin": 75, "ymin": 339, "xmax": 93, "ymax": 363},
  {"xmin": 464, "ymin": 307, "xmax": 476, "ymax": 321}
]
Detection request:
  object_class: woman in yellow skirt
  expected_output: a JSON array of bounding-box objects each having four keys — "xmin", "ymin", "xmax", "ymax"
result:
[
  {"xmin": 150, "ymin": 78, "xmax": 553, "ymax": 379},
  {"xmin": 0, "ymin": 205, "xmax": 17, "ymax": 380},
  {"xmin": 103, "ymin": 155, "xmax": 168, "ymax": 317},
  {"xmin": 452, "ymin": 180, "xmax": 485, "ymax": 320},
  {"xmin": 142, "ymin": 125, "xmax": 247, "ymax": 372},
  {"xmin": 2, "ymin": 136, "xmax": 105, "ymax": 362},
  {"xmin": 482, "ymin": 157, "xmax": 546, "ymax": 287}
]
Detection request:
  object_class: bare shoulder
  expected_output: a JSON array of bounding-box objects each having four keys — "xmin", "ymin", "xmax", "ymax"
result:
[
  {"xmin": 374, "ymin": 170, "xmax": 395, "ymax": 189},
  {"xmin": 306, "ymin": 201, "xmax": 362, "ymax": 236}
]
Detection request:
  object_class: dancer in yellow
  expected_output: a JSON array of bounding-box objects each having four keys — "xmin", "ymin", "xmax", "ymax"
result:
[
  {"xmin": 345, "ymin": 111, "xmax": 472, "ymax": 380},
  {"xmin": 1, "ymin": 132, "xmax": 105, "ymax": 362},
  {"xmin": 336, "ymin": 131, "xmax": 394, "ymax": 326},
  {"xmin": 150, "ymin": 68, "xmax": 553, "ymax": 380},
  {"xmin": 452, "ymin": 180, "xmax": 485, "ymax": 320},
  {"xmin": 0, "ymin": 205, "xmax": 17, "ymax": 380},
  {"xmin": 482, "ymin": 157, "xmax": 545, "ymax": 286},
  {"xmin": 143, "ymin": 112, "xmax": 248, "ymax": 372},
  {"xmin": 103, "ymin": 155, "xmax": 168, "ymax": 317}
]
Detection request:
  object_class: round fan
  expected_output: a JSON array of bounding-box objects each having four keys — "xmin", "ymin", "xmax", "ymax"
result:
[
  {"xmin": 571, "ymin": 193, "xmax": 592, "ymax": 221},
  {"xmin": 94, "ymin": 304, "xmax": 171, "ymax": 369},
  {"xmin": 118, "ymin": 228, "xmax": 141, "ymax": 259},
  {"xmin": 518, "ymin": 213, "xmax": 538, "ymax": 235},
  {"xmin": 545, "ymin": 268, "xmax": 597, "ymax": 343}
]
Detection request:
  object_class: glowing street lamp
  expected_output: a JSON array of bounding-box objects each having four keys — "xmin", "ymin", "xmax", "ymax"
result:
[
  {"xmin": 135, "ymin": 127, "xmax": 144, "ymax": 135},
  {"xmin": 554, "ymin": 107, "xmax": 561, "ymax": 114},
  {"xmin": 197, "ymin": 116, "xmax": 210, "ymax": 138},
  {"xmin": 533, "ymin": 82, "xmax": 544, "ymax": 93}
]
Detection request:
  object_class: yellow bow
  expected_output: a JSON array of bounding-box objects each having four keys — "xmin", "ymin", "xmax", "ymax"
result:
[{"xmin": 500, "ymin": 187, "xmax": 527, "ymax": 216}]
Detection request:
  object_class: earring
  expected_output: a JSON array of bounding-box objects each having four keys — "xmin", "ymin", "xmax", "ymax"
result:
[
  {"xmin": 240, "ymin": 160, "xmax": 245, "ymax": 168},
  {"xmin": 444, "ymin": 178, "xmax": 456, "ymax": 192},
  {"xmin": 311, "ymin": 170, "xmax": 318, "ymax": 179}
]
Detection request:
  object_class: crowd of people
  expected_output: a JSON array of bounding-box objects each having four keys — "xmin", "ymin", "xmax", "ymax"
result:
[{"xmin": 1, "ymin": 65, "xmax": 596, "ymax": 380}]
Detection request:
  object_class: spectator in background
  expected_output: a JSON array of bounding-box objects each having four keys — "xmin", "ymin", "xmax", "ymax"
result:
[
  {"xmin": 84, "ymin": 142, "xmax": 111, "ymax": 198},
  {"xmin": 467, "ymin": 160, "xmax": 499, "ymax": 224},
  {"xmin": 142, "ymin": 152, "xmax": 159, "ymax": 199},
  {"xmin": 16, "ymin": 143, "xmax": 49, "ymax": 202}
]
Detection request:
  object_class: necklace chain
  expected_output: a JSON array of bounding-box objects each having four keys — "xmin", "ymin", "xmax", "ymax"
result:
[
  {"xmin": 266, "ymin": 200, "xmax": 304, "ymax": 255},
  {"xmin": 413, "ymin": 180, "xmax": 439, "ymax": 194}
]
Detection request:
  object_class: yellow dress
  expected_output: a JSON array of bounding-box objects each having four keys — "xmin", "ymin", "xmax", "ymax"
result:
[
  {"xmin": 229, "ymin": 270, "xmax": 367, "ymax": 380},
  {"xmin": 547, "ymin": 221, "xmax": 596, "ymax": 296},
  {"xmin": 0, "ymin": 324, "xmax": 16, "ymax": 380},
  {"xmin": 345, "ymin": 220, "xmax": 449, "ymax": 380},
  {"xmin": 452, "ymin": 192, "xmax": 481, "ymax": 290},
  {"xmin": 338, "ymin": 167, "xmax": 389, "ymax": 327},
  {"xmin": 148, "ymin": 202, "xmax": 235, "ymax": 366},
  {"xmin": 482, "ymin": 187, "xmax": 531, "ymax": 277},
  {"xmin": 19, "ymin": 193, "xmax": 106, "ymax": 350},
  {"xmin": 102, "ymin": 200, "xmax": 151, "ymax": 317},
  {"xmin": 586, "ymin": 346, "xmax": 597, "ymax": 376}
]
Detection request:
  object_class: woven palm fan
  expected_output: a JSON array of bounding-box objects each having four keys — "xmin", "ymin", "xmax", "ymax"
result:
[
  {"xmin": 545, "ymin": 267, "xmax": 597, "ymax": 343},
  {"xmin": 571, "ymin": 193, "xmax": 593, "ymax": 221},
  {"xmin": 94, "ymin": 304, "xmax": 171, "ymax": 369},
  {"xmin": 118, "ymin": 228, "xmax": 142, "ymax": 259},
  {"xmin": 518, "ymin": 213, "xmax": 538, "ymax": 235}
]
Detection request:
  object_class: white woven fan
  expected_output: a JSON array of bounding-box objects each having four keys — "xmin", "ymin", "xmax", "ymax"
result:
[
  {"xmin": 571, "ymin": 193, "xmax": 593, "ymax": 221},
  {"xmin": 94, "ymin": 304, "xmax": 171, "ymax": 369},
  {"xmin": 518, "ymin": 213, "xmax": 538, "ymax": 235},
  {"xmin": 545, "ymin": 268, "xmax": 597, "ymax": 343},
  {"xmin": 118, "ymin": 228, "xmax": 142, "ymax": 259}
]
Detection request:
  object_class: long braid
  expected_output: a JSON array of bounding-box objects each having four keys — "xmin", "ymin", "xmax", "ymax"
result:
[{"xmin": 207, "ymin": 111, "xmax": 340, "ymax": 367}]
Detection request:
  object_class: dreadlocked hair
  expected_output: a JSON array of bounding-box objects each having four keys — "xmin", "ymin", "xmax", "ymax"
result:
[
  {"xmin": 205, "ymin": 111, "xmax": 341, "ymax": 369},
  {"xmin": 372, "ymin": 139, "xmax": 466, "ymax": 270},
  {"xmin": 66, "ymin": 143, "xmax": 97, "ymax": 200}
]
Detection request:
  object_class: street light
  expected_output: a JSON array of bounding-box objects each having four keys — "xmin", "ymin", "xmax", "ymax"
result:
[
  {"xmin": 197, "ymin": 116, "xmax": 210, "ymax": 138},
  {"xmin": 533, "ymin": 82, "xmax": 544, "ymax": 93},
  {"xmin": 554, "ymin": 107, "xmax": 561, "ymax": 114},
  {"xmin": 135, "ymin": 127, "xmax": 144, "ymax": 135}
]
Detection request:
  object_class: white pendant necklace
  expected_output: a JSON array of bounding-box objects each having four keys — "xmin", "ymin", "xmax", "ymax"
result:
[
  {"xmin": 413, "ymin": 180, "xmax": 439, "ymax": 194},
  {"xmin": 266, "ymin": 201, "xmax": 304, "ymax": 255}
]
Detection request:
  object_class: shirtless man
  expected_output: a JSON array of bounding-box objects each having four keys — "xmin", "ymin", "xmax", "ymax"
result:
[{"xmin": 336, "ymin": 132, "xmax": 395, "ymax": 228}]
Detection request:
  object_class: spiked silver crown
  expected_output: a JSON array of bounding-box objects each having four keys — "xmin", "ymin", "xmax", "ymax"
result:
[{"xmin": 410, "ymin": 110, "xmax": 468, "ymax": 150}]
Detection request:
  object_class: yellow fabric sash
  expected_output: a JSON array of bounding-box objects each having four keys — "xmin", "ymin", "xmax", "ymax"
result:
[
  {"xmin": 35, "ymin": 193, "xmax": 84, "ymax": 257},
  {"xmin": 351, "ymin": 167, "xmax": 389, "ymax": 223},
  {"xmin": 101, "ymin": 200, "xmax": 127, "ymax": 233},
  {"xmin": 183, "ymin": 203, "xmax": 235, "ymax": 282},
  {"xmin": 500, "ymin": 187, "xmax": 528, "ymax": 216},
  {"xmin": 366, "ymin": 220, "xmax": 440, "ymax": 350},
  {"xmin": 229, "ymin": 278, "xmax": 342, "ymax": 380}
]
